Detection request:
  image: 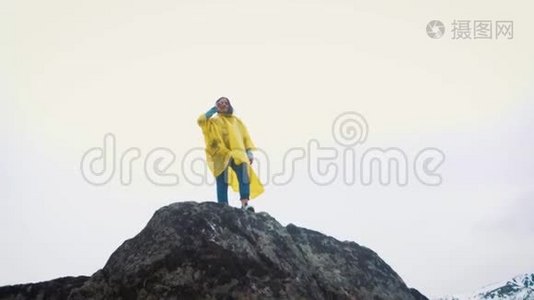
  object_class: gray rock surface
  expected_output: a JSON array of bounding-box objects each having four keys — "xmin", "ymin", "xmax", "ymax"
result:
[
  {"xmin": 0, "ymin": 276, "xmax": 89, "ymax": 300},
  {"xmin": 0, "ymin": 201, "xmax": 428, "ymax": 300}
]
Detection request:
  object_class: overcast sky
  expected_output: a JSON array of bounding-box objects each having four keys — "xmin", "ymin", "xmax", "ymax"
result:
[{"xmin": 1, "ymin": 0, "xmax": 533, "ymax": 298}]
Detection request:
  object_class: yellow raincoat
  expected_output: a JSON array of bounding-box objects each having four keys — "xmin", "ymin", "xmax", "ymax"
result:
[{"xmin": 197, "ymin": 112, "xmax": 264, "ymax": 200}]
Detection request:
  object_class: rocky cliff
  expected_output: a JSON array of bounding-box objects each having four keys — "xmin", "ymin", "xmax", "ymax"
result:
[{"xmin": 0, "ymin": 201, "xmax": 427, "ymax": 300}]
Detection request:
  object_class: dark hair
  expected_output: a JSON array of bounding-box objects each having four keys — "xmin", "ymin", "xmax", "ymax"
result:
[{"xmin": 216, "ymin": 97, "xmax": 233, "ymax": 114}]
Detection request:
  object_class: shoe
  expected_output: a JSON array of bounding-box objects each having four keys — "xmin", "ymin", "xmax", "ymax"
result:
[{"xmin": 242, "ymin": 203, "xmax": 255, "ymax": 213}]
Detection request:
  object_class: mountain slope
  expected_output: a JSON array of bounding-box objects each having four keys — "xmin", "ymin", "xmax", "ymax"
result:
[
  {"xmin": 0, "ymin": 201, "xmax": 428, "ymax": 300},
  {"xmin": 438, "ymin": 273, "xmax": 534, "ymax": 300}
]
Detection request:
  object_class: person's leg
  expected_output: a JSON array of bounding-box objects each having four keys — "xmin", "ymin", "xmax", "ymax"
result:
[
  {"xmin": 230, "ymin": 160, "xmax": 251, "ymax": 208},
  {"xmin": 215, "ymin": 166, "xmax": 229, "ymax": 205}
]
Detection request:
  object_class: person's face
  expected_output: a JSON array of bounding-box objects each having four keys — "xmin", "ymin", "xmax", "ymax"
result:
[{"xmin": 216, "ymin": 99, "xmax": 230, "ymax": 113}]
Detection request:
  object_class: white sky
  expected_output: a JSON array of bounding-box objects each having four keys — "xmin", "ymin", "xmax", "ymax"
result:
[{"xmin": 1, "ymin": 0, "xmax": 533, "ymax": 297}]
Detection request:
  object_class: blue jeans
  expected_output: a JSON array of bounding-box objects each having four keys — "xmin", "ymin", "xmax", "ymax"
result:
[{"xmin": 216, "ymin": 158, "xmax": 250, "ymax": 204}]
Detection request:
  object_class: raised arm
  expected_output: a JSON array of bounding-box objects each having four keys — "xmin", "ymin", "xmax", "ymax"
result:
[{"xmin": 197, "ymin": 106, "xmax": 218, "ymax": 127}]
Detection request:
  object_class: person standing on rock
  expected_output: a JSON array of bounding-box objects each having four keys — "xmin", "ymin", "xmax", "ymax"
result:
[{"xmin": 197, "ymin": 97, "xmax": 264, "ymax": 211}]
